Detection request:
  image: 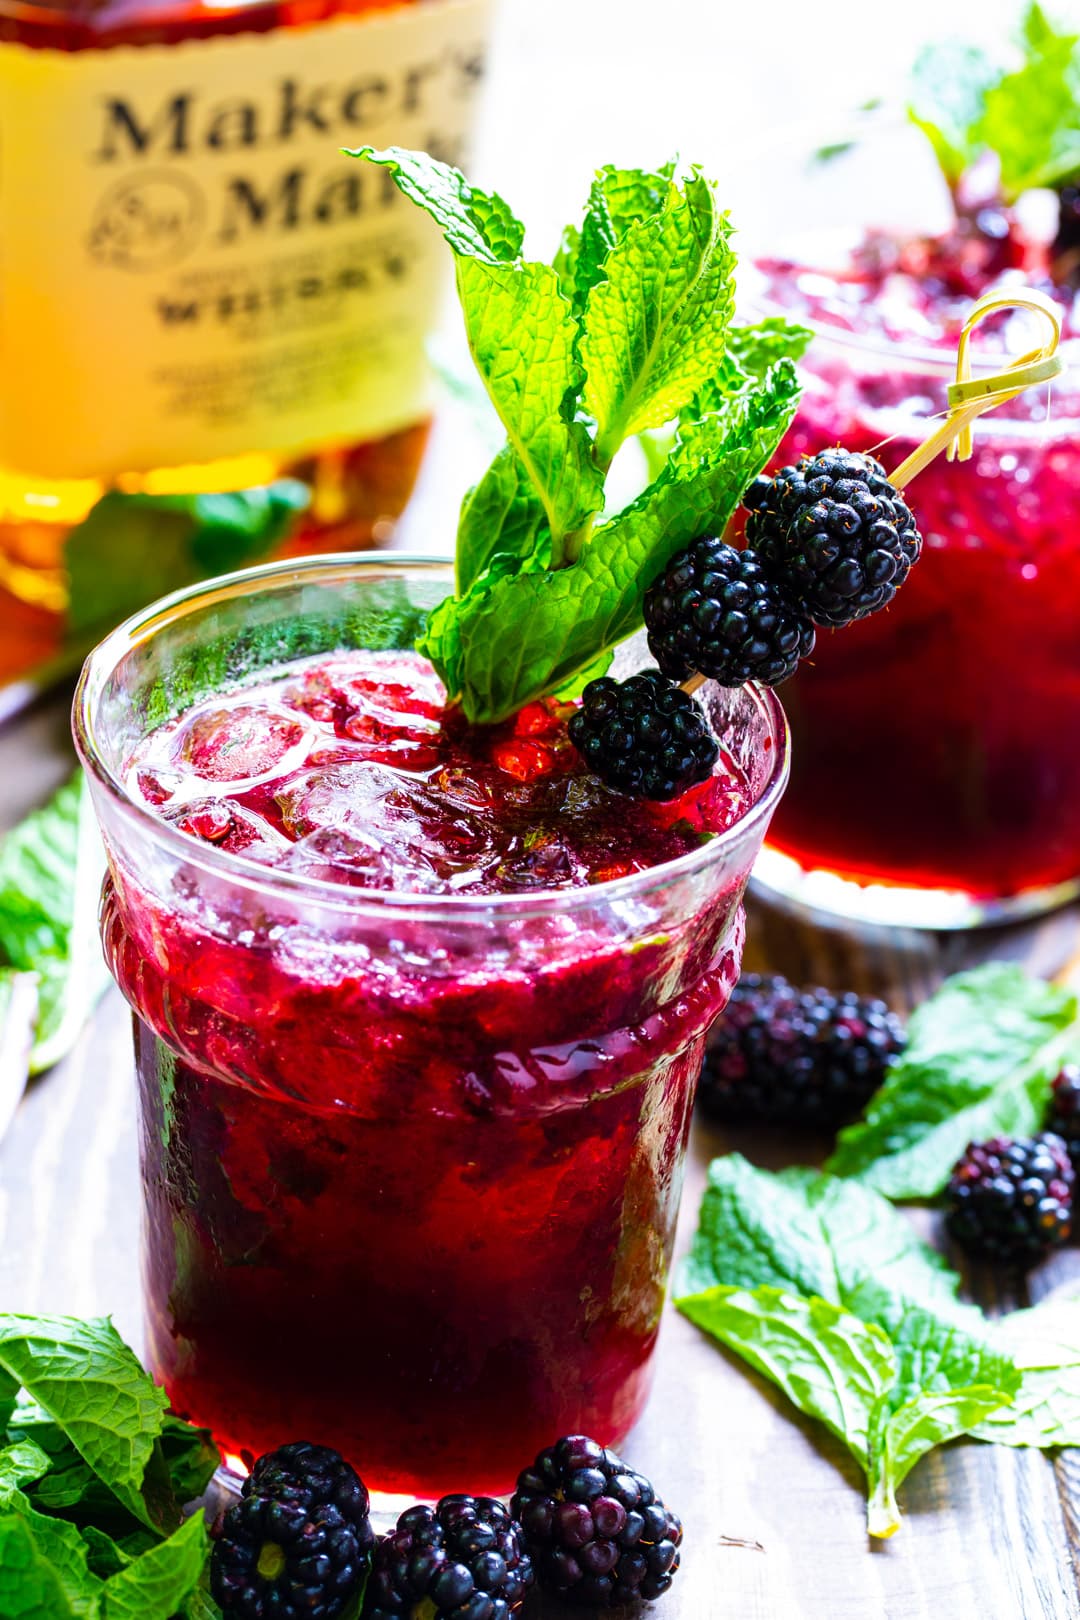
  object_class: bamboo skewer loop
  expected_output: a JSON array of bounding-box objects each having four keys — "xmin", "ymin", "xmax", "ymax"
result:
[{"xmin": 890, "ymin": 285, "xmax": 1065, "ymax": 492}]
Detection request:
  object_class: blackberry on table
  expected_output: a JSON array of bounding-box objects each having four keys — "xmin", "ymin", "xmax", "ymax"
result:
[
  {"xmin": 568, "ymin": 671, "xmax": 719, "ymax": 801},
  {"xmin": 1047, "ymin": 1065, "xmax": 1080, "ymax": 1177},
  {"xmin": 697, "ymin": 973, "xmax": 905, "ymax": 1128},
  {"xmin": 643, "ymin": 536, "xmax": 815, "ymax": 687},
  {"xmin": 744, "ymin": 449, "xmax": 923, "ymax": 628},
  {"xmin": 512, "ymin": 1434, "xmax": 682, "ymax": 1608},
  {"xmin": 364, "ymin": 1494, "xmax": 533, "ymax": 1620},
  {"xmin": 211, "ymin": 1442, "xmax": 373, "ymax": 1620},
  {"xmin": 944, "ymin": 1135, "xmax": 1075, "ymax": 1266}
]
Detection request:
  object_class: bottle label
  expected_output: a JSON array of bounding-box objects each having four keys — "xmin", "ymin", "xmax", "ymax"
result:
[{"xmin": 0, "ymin": 0, "xmax": 492, "ymax": 479}]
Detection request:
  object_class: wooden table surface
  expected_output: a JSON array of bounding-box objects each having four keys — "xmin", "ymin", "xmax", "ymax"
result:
[{"xmin": 1, "ymin": 683, "xmax": 1079, "ymax": 1620}]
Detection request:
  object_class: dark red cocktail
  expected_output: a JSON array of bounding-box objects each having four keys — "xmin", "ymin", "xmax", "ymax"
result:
[
  {"xmin": 747, "ymin": 249, "xmax": 1080, "ymax": 924},
  {"xmin": 75, "ymin": 556, "xmax": 788, "ymax": 1497}
]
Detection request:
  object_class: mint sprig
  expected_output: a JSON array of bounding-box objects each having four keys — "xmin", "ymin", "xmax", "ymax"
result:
[
  {"xmin": 908, "ymin": 3, "xmax": 1080, "ymax": 202},
  {"xmin": 348, "ymin": 147, "xmax": 807, "ymax": 723}
]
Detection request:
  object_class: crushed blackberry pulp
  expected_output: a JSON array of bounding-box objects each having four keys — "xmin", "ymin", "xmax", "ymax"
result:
[{"xmin": 129, "ymin": 650, "xmax": 750, "ymax": 895}]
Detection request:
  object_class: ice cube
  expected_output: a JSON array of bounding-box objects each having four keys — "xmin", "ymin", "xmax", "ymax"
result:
[
  {"xmin": 283, "ymin": 650, "xmax": 446, "ymax": 744},
  {"xmin": 274, "ymin": 762, "xmax": 503, "ymax": 891},
  {"xmin": 165, "ymin": 798, "xmax": 289, "ymax": 862},
  {"xmin": 176, "ymin": 703, "xmax": 312, "ymax": 785}
]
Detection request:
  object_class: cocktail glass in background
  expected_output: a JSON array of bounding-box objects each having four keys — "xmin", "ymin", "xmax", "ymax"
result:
[
  {"xmin": 733, "ymin": 121, "xmax": 1080, "ymax": 928},
  {"xmin": 73, "ymin": 554, "xmax": 788, "ymax": 1504}
]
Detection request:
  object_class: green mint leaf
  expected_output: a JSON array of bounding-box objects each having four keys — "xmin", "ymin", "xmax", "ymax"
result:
[
  {"xmin": 0, "ymin": 1440, "xmax": 53, "ymax": 1492},
  {"xmin": 0, "ymin": 969, "xmax": 37, "ymax": 1143},
  {"xmin": 677, "ymin": 1158, "xmax": 1017, "ymax": 1536},
  {"xmin": 581, "ymin": 171, "xmax": 737, "ymax": 459},
  {"xmin": 65, "ymin": 483, "xmax": 309, "ymax": 638},
  {"xmin": 675, "ymin": 1154, "xmax": 965, "ymax": 1329},
  {"xmin": 353, "ymin": 148, "xmax": 603, "ymax": 576},
  {"xmin": 454, "ymin": 447, "xmax": 550, "ymax": 595},
  {"xmin": 978, "ymin": 5, "xmax": 1080, "ymax": 197},
  {"xmin": 157, "ymin": 1417, "xmax": 219, "ymax": 1509},
  {"xmin": 436, "ymin": 361, "xmax": 799, "ymax": 722},
  {"xmin": 827, "ymin": 965, "xmax": 1079, "ymax": 1198},
  {"xmin": 0, "ymin": 1490, "xmax": 103, "ymax": 1619},
  {"xmin": 101, "ymin": 1512, "xmax": 208, "ymax": 1620},
  {"xmin": 0, "ymin": 1316, "xmax": 170, "ymax": 1534},
  {"xmin": 726, "ymin": 317, "xmax": 814, "ymax": 381},
  {"xmin": 554, "ymin": 163, "xmax": 676, "ymax": 315},
  {"xmin": 677, "ymin": 1285, "xmax": 895, "ymax": 1469},
  {"xmin": 454, "ymin": 257, "xmax": 604, "ymax": 568},
  {"xmin": 0, "ymin": 774, "xmax": 109, "ymax": 1074},
  {"xmin": 80, "ymin": 1527, "xmax": 139, "ymax": 1582},
  {"xmin": 181, "ymin": 1587, "xmax": 224, "ymax": 1620},
  {"xmin": 972, "ymin": 1295, "xmax": 1080, "ymax": 1447},
  {"xmin": 344, "ymin": 146, "xmax": 524, "ymax": 264},
  {"xmin": 908, "ymin": 39, "xmax": 1000, "ymax": 186},
  {"xmin": 0, "ymin": 1512, "xmax": 85, "ymax": 1620},
  {"xmin": 865, "ymin": 1307, "xmax": 1017, "ymax": 1537}
]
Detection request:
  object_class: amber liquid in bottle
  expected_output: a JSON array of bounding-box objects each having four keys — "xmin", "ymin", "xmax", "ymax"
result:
[{"xmin": 0, "ymin": 0, "xmax": 485, "ymax": 681}]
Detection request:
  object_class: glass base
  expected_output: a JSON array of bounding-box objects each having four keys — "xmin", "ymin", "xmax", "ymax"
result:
[{"xmin": 751, "ymin": 844, "xmax": 1080, "ymax": 932}]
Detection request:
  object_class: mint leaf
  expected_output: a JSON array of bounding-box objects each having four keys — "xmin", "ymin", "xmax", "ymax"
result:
[
  {"xmin": 581, "ymin": 171, "xmax": 736, "ymax": 459},
  {"xmin": 157, "ymin": 1418, "xmax": 219, "ymax": 1509},
  {"xmin": 972, "ymin": 1296, "xmax": 1080, "ymax": 1447},
  {"xmin": 554, "ymin": 163, "xmax": 676, "ymax": 315},
  {"xmin": 0, "ymin": 774, "xmax": 109, "ymax": 1073},
  {"xmin": 908, "ymin": 5, "xmax": 1080, "ymax": 200},
  {"xmin": 344, "ymin": 146, "xmax": 523, "ymax": 264},
  {"xmin": 433, "ymin": 361, "xmax": 800, "ymax": 722},
  {"xmin": 676, "ymin": 1154, "xmax": 965, "ymax": 1328},
  {"xmin": 865, "ymin": 1307, "xmax": 1017, "ymax": 1537},
  {"xmin": 0, "ymin": 1491, "xmax": 103, "ymax": 1619},
  {"xmin": 455, "ymin": 258, "xmax": 604, "ymax": 569},
  {"xmin": 0, "ymin": 1512, "xmax": 92, "ymax": 1620},
  {"xmin": 726, "ymin": 317, "xmax": 814, "ymax": 381},
  {"xmin": 181, "ymin": 1588, "xmax": 223, "ymax": 1620},
  {"xmin": 454, "ymin": 447, "xmax": 549, "ymax": 594},
  {"xmin": 827, "ymin": 965, "xmax": 1079, "ymax": 1198},
  {"xmin": 979, "ymin": 4, "xmax": 1080, "ymax": 198},
  {"xmin": 908, "ymin": 39, "xmax": 1000, "ymax": 186},
  {"xmin": 0, "ymin": 1440, "xmax": 52, "ymax": 1492},
  {"xmin": 0, "ymin": 1317, "xmax": 170, "ymax": 1533},
  {"xmin": 677, "ymin": 1285, "xmax": 895, "ymax": 1465},
  {"xmin": 101, "ymin": 1512, "xmax": 208, "ymax": 1620},
  {"xmin": 0, "ymin": 970, "xmax": 37, "ymax": 1143},
  {"xmin": 353, "ymin": 147, "xmax": 603, "ymax": 576},
  {"xmin": 676, "ymin": 1157, "xmax": 1017, "ymax": 1535},
  {"xmin": 65, "ymin": 483, "xmax": 308, "ymax": 638}
]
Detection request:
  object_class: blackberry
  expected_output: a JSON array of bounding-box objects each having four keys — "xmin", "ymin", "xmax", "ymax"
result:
[
  {"xmin": 744, "ymin": 449, "xmax": 923, "ymax": 628},
  {"xmin": 643, "ymin": 536, "xmax": 816, "ymax": 687},
  {"xmin": 568, "ymin": 671, "xmax": 719, "ymax": 801},
  {"xmin": 944, "ymin": 1135, "xmax": 1075, "ymax": 1265},
  {"xmin": 512, "ymin": 1434, "xmax": 682, "ymax": 1608},
  {"xmin": 1047, "ymin": 1066, "xmax": 1080, "ymax": 1176},
  {"xmin": 211, "ymin": 1442, "xmax": 374, "ymax": 1620},
  {"xmin": 364, "ymin": 1495, "xmax": 533, "ymax": 1620},
  {"xmin": 697, "ymin": 973, "xmax": 905, "ymax": 1128}
]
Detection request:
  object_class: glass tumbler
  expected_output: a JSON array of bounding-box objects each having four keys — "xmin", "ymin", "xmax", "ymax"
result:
[{"xmin": 73, "ymin": 554, "xmax": 789, "ymax": 1499}]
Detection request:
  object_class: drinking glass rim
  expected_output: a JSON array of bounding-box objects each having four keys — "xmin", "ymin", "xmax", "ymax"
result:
[
  {"xmin": 72, "ymin": 550, "xmax": 791, "ymax": 920},
  {"xmin": 745, "ymin": 277, "xmax": 1080, "ymax": 382}
]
